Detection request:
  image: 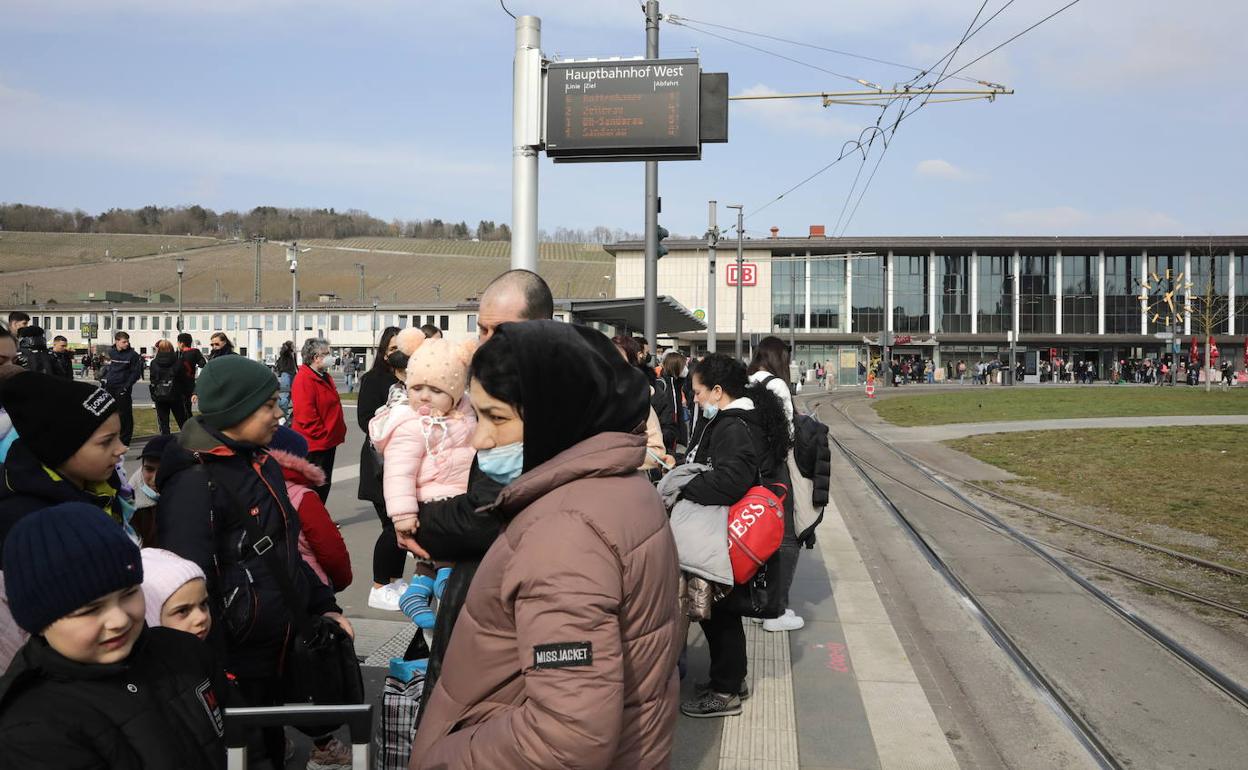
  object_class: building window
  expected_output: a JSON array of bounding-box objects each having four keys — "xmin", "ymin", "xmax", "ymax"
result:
[
  {"xmin": 278, "ymin": 315, "xmax": 287, "ymax": 331},
  {"xmin": 426, "ymin": 315, "xmax": 436, "ymax": 327},
  {"xmin": 128, "ymin": 316, "xmax": 137, "ymax": 330},
  {"xmin": 343, "ymin": 314, "xmax": 353, "ymax": 331},
  {"xmin": 977, "ymin": 255, "xmax": 1013, "ymax": 333},
  {"xmin": 1018, "ymin": 256, "xmax": 1055, "ymax": 334},
  {"xmin": 1190, "ymin": 253, "xmax": 1229, "ymax": 335},
  {"xmin": 1105, "ymin": 255, "xmax": 1140, "ymax": 334},
  {"xmin": 772, "ymin": 258, "xmax": 806, "ymax": 330},
  {"xmin": 1237, "ymin": 254, "xmax": 1248, "ymax": 329},
  {"xmin": 164, "ymin": 316, "xmax": 173, "ymax": 330},
  {"xmin": 439, "ymin": 315, "xmax": 449, "ymax": 331},
  {"xmin": 330, "ymin": 314, "xmax": 340, "ymax": 331},
  {"xmin": 1061, "ymin": 255, "xmax": 1097, "ymax": 334},
  {"xmin": 201, "ymin": 315, "xmax": 209, "ymax": 330},
  {"xmin": 939, "ymin": 254, "xmax": 971, "ymax": 333},
  {"xmin": 189, "ymin": 315, "xmax": 198, "ymax": 331},
  {"xmin": 67, "ymin": 316, "xmax": 76, "ymax": 330},
  {"xmin": 213, "ymin": 314, "xmax": 223, "ymax": 331},
  {"xmin": 852, "ymin": 256, "xmax": 884, "ymax": 333},
  {"xmin": 104, "ymin": 316, "xmax": 112, "ymax": 330},
  {"xmin": 467, "ymin": 314, "xmax": 477, "ymax": 331},
  {"xmin": 892, "ymin": 254, "xmax": 929, "ymax": 334}
]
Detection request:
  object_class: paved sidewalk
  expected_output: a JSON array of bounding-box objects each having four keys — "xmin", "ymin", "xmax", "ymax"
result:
[{"xmin": 874, "ymin": 413, "xmax": 1248, "ymax": 442}]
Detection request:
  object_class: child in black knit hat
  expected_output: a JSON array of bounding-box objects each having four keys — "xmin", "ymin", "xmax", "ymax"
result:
[{"xmin": 0, "ymin": 502, "xmax": 227, "ymax": 769}]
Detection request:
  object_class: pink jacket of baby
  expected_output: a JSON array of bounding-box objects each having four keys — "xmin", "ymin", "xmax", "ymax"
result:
[{"xmin": 369, "ymin": 396, "xmax": 477, "ymax": 527}]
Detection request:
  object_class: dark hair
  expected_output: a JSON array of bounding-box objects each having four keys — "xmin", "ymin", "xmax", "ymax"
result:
[
  {"xmin": 483, "ymin": 269, "xmax": 554, "ymax": 321},
  {"xmin": 611, "ymin": 335, "xmax": 640, "ymax": 365},
  {"xmin": 52, "ymin": 335, "xmax": 67, "ymax": 343},
  {"xmin": 7, "ymin": 312, "xmax": 29, "ymax": 324},
  {"xmin": 692, "ymin": 353, "xmax": 748, "ymax": 399},
  {"xmin": 177, "ymin": 332, "xmax": 193, "ymax": 346},
  {"xmin": 114, "ymin": 331, "xmax": 130, "ymax": 341},
  {"xmin": 370, "ymin": 326, "xmax": 400, "ymax": 373},
  {"xmin": 211, "ymin": 332, "xmax": 233, "ymax": 348},
  {"xmin": 748, "ymin": 336, "xmax": 791, "ymax": 384},
  {"xmin": 420, "ymin": 324, "xmax": 441, "ymax": 339},
  {"xmin": 276, "ymin": 340, "xmax": 298, "ymax": 374},
  {"xmin": 470, "ymin": 333, "xmax": 523, "ymax": 417},
  {"xmin": 661, "ymin": 351, "xmax": 685, "ymax": 379}
]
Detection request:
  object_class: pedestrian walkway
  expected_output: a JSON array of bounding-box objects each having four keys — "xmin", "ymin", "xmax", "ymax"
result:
[
  {"xmin": 347, "ymin": 493, "xmax": 960, "ymax": 769},
  {"xmin": 873, "ymin": 413, "xmax": 1248, "ymax": 443}
]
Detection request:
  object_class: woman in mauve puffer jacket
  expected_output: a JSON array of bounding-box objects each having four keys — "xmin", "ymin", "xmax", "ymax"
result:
[{"xmin": 410, "ymin": 321, "xmax": 682, "ymax": 770}]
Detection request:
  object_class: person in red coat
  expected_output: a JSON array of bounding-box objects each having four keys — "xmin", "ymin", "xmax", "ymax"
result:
[{"xmin": 290, "ymin": 338, "xmax": 347, "ymax": 502}]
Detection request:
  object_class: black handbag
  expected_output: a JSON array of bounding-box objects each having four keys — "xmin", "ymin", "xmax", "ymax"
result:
[
  {"xmin": 205, "ymin": 468, "xmax": 365, "ymax": 723},
  {"xmin": 720, "ymin": 558, "xmax": 784, "ymax": 619}
]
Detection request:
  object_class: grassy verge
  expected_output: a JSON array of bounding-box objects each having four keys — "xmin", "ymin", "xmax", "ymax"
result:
[
  {"xmin": 947, "ymin": 427, "xmax": 1248, "ymax": 568},
  {"xmin": 875, "ymin": 387, "xmax": 1248, "ymax": 426},
  {"xmin": 132, "ymin": 407, "xmax": 160, "ymax": 438}
]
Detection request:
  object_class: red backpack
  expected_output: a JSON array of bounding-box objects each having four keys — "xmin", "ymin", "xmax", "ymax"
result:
[{"xmin": 727, "ymin": 483, "xmax": 787, "ymax": 583}]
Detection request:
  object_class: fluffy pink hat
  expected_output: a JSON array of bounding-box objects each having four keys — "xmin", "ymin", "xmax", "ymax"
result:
[
  {"xmin": 394, "ymin": 327, "xmax": 426, "ymax": 357},
  {"xmin": 405, "ymin": 338, "xmax": 478, "ymax": 404},
  {"xmin": 140, "ymin": 548, "xmax": 206, "ymax": 628}
]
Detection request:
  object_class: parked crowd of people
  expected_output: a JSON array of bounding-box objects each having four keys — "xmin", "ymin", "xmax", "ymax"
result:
[{"xmin": 0, "ymin": 270, "xmax": 833, "ymax": 769}]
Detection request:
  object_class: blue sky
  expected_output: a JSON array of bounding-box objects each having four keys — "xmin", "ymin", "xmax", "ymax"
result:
[{"xmin": 2, "ymin": 0, "xmax": 1245, "ymax": 238}]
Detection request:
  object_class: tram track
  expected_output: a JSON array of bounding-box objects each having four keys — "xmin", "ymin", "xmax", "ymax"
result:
[{"xmin": 808, "ymin": 391, "xmax": 1248, "ymax": 769}]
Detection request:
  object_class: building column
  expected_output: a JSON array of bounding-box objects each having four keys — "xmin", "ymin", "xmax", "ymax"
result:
[
  {"xmin": 885, "ymin": 250, "xmax": 895, "ymax": 335},
  {"xmin": 1229, "ymin": 250, "xmax": 1237, "ymax": 336},
  {"xmin": 1140, "ymin": 250, "xmax": 1148, "ymax": 336},
  {"xmin": 1097, "ymin": 250, "xmax": 1106, "ymax": 335},
  {"xmin": 844, "ymin": 257, "xmax": 853, "ymax": 334},
  {"xmin": 1054, "ymin": 250, "xmax": 1063, "ymax": 336},
  {"xmin": 1012, "ymin": 249, "xmax": 1021, "ymax": 342},
  {"xmin": 970, "ymin": 250, "xmax": 979, "ymax": 334},
  {"xmin": 804, "ymin": 250, "xmax": 812, "ymax": 332},
  {"xmin": 1184, "ymin": 249, "xmax": 1192, "ymax": 336},
  {"xmin": 929, "ymin": 249, "xmax": 937, "ymax": 335}
]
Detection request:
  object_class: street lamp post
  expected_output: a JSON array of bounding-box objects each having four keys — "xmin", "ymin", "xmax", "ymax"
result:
[
  {"xmin": 175, "ymin": 259, "xmax": 185, "ymax": 332},
  {"xmin": 372, "ymin": 298, "xmax": 379, "ymax": 347},
  {"xmin": 287, "ymin": 245, "xmax": 299, "ymax": 352},
  {"xmin": 727, "ymin": 205, "xmax": 744, "ymax": 359}
]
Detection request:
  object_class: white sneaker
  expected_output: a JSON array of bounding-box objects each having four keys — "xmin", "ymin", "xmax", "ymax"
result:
[
  {"xmin": 762, "ymin": 609, "xmax": 805, "ymax": 632},
  {"xmin": 367, "ymin": 580, "xmax": 405, "ymax": 612}
]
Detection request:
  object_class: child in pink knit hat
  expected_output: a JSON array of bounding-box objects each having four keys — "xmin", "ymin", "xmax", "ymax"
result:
[
  {"xmin": 140, "ymin": 548, "xmax": 211, "ymax": 641},
  {"xmin": 368, "ymin": 333, "xmax": 478, "ymax": 627}
]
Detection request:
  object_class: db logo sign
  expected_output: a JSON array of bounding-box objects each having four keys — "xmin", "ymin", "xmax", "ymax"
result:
[{"xmin": 726, "ymin": 263, "xmax": 758, "ymax": 287}]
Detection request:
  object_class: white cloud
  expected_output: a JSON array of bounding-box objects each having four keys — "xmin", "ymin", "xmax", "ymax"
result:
[
  {"xmin": 915, "ymin": 158, "xmax": 968, "ymax": 180},
  {"xmin": 998, "ymin": 206, "xmax": 1182, "ymax": 235}
]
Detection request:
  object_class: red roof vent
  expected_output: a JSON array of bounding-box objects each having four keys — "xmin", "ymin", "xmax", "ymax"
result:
[
  {"xmin": 769, "ymin": 226, "xmax": 780, "ymax": 239},
  {"xmin": 809, "ymin": 225, "xmax": 826, "ymax": 238}
]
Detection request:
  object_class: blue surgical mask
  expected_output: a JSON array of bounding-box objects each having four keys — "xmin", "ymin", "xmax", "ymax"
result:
[
  {"xmin": 701, "ymin": 403, "xmax": 719, "ymax": 420},
  {"xmin": 477, "ymin": 441, "xmax": 525, "ymax": 485},
  {"xmin": 139, "ymin": 481, "xmax": 160, "ymax": 501}
]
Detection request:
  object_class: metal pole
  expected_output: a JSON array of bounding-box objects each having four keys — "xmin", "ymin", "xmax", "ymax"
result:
[
  {"xmin": 706, "ymin": 201, "xmax": 718, "ymax": 354},
  {"xmin": 728, "ymin": 205, "xmax": 745, "ymax": 359},
  {"xmin": 176, "ymin": 259, "xmax": 185, "ymax": 332},
  {"xmin": 642, "ymin": 0, "xmax": 661, "ymax": 358},
  {"xmin": 253, "ymin": 238, "xmax": 262, "ymax": 304},
  {"xmin": 511, "ymin": 15, "xmax": 541, "ymax": 271},
  {"xmin": 789, "ymin": 254, "xmax": 797, "ymax": 359},
  {"xmin": 881, "ymin": 255, "xmax": 892, "ymax": 386},
  {"xmin": 290, "ymin": 261, "xmax": 298, "ymax": 353},
  {"xmin": 372, "ymin": 300, "xmax": 378, "ymax": 347},
  {"xmin": 356, "ymin": 263, "xmax": 365, "ymax": 302}
]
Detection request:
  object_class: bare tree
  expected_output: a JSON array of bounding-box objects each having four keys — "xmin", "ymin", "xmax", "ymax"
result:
[{"xmin": 1189, "ymin": 243, "xmax": 1231, "ymax": 392}]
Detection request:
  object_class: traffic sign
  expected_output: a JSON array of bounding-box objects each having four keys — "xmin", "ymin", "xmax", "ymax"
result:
[
  {"xmin": 1154, "ymin": 332, "xmax": 1175, "ymax": 340},
  {"xmin": 81, "ymin": 322, "xmax": 98, "ymax": 339}
]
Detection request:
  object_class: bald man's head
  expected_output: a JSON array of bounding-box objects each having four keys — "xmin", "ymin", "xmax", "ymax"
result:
[{"xmin": 477, "ymin": 269, "xmax": 554, "ymax": 340}]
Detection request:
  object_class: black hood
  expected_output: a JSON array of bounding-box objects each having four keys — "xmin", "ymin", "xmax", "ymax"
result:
[
  {"xmin": 154, "ymin": 350, "xmax": 179, "ymax": 366},
  {"xmin": 490, "ymin": 321, "xmax": 650, "ymax": 473}
]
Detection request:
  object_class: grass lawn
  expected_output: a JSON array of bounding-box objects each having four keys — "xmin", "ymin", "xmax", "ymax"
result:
[
  {"xmin": 874, "ymin": 387, "xmax": 1248, "ymax": 426},
  {"xmin": 947, "ymin": 427, "xmax": 1248, "ymax": 567},
  {"xmin": 132, "ymin": 407, "xmax": 160, "ymax": 438}
]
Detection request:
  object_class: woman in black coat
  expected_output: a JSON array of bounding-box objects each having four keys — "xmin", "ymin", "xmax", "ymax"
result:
[
  {"xmin": 679, "ymin": 353, "xmax": 791, "ymax": 719},
  {"xmin": 357, "ymin": 327, "xmax": 410, "ymax": 611}
]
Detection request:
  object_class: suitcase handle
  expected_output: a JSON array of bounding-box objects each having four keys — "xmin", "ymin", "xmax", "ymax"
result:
[{"xmin": 225, "ymin": 704, "xmax": 372, "ymax": 769}]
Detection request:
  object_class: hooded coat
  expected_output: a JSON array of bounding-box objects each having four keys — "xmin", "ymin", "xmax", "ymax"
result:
[
  {"xmin": 369, "ymin": 397, "xmax": 476, "ymax": 526},
  {"xmin": 411, "ymin": 321, "xmax": 682, "ymax": 770},
  {"xmin": 0, "ymin": 628, "xmax": 228, "ymax": 770},
  {"xmin": 269, "ymin": 448, "xmax": 353, "ymax": 592},
  {"xmin": 154, "ymin": 418, "xmax": 340, "ymax": 678}
]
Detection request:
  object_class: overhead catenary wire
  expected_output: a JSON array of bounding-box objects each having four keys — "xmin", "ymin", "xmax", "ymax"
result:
[{"xmin": 499, "ymin": 0, "xmax": 516, "ymax": 19}]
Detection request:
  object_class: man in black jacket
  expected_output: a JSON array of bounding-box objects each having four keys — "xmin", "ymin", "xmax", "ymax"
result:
[
  {"xmin": 178, "ymin": 332, "xmax": 207, "ymax": 419},
  {"xmin": 49, "ymin": 335, "xmax": 74, "ymax": 379},
  {"xmin": 156, "ymin": 355, "xmax": 346, "ymax": 768},
  {"xmin": 102, "ymin": 331, "xmax": 143, "ymax": 445}
]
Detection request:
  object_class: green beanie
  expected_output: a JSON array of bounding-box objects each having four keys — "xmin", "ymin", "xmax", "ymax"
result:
[{"xmin": 196, "ymin": 356, "xmax": 279, "ymax": 429}]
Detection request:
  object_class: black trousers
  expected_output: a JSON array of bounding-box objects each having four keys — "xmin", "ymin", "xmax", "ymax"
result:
[
  {"xmin": 114, "ymin": 388, "xmax": 135, "ymax": 446},
  {"xmin": 233, "ymin": 676, "xmax": 286, "ymax": 768},
  {"xmin": 306, "ymin": 447, "xmax": 336, "ymax": 503},
  {"xmin": 699, "ymin": 607, "xmax": 747, "ymax": 695},
  {"xmin": 182, "ymin": 392, "xmax": 195, "ymax": 422},
  {"xmin": 372, "ymin": 500, "xmax": 407, "ymax": 585},
  {"xmin": 154, "ymin": 398, "xmax": 189, "ymax": 435}
]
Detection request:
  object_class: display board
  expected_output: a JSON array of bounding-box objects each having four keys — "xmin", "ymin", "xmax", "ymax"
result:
[{"xmin": 546, "ymin": 58, "xmax": 701, "ymax": 162}]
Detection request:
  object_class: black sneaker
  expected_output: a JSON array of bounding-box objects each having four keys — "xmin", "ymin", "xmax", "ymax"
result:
[
  {"xmin": 693, "ymin": 680, "xmax": 751, "ymax": 701},
  {"xmin": 681, "ymin": 690, "xmax": 742, "ymax": 718}
]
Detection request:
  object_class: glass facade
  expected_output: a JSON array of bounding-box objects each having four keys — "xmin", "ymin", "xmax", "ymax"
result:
[
  {"xmin": 977, "ymin": 255, "xmax": 1013, "ymax": 333},
  {"xmin": 772, "ymin": 259, "xmax": 805, "ymax": 330},
  {"xmin": 1190, "ymin": 253, "xmax": 1229, "ymax": 335},
  {"xmin": 1019, "ymin": 255, "xmax": 1056, "ymax": 334},
  {"xmin": 810, "ymin": 258, "xmax": 844, "ymax": 331},
  {"xmin": 939, "ymin": 254, "xmax": 971, "ymax": 333},
  {"xmin": 892, "ymin": 255, "xmax": 929, "ymax": 333},
  {"xmin": 1061, "ymin": 255, "xmax": 1097, "ymax": 334},
  {"xmin": 852, "ymin": 257, "xmax": 884, "ymax": 333},
  {"xmin": 1104, "ymin": 254, "xmax": 1140, "ymax": 334},
  {"xmin": 1238, "ymin": 254, "xmax": 1248, "ymax": 325}
]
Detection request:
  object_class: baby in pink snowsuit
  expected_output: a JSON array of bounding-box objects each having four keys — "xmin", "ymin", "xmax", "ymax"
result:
[{"xmin": 369, "ymin": 329, "xmax": 477, "ymax": 626}]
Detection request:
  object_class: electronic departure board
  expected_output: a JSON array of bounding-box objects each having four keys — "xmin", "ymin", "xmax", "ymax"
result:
[{"xmin": 546, "ymin": 58, "xmax": 702, "ymax": 162}]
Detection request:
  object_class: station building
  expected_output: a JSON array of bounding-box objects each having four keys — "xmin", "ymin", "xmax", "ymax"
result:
[{"xmin": 610, "ymin": 233, "xmax": 1248, "ymax": 384}]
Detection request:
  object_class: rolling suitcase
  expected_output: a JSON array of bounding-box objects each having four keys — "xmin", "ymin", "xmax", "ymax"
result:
[{"xmin": 225, "ymin": 703, "xmax": 372, "ymax": 769}]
